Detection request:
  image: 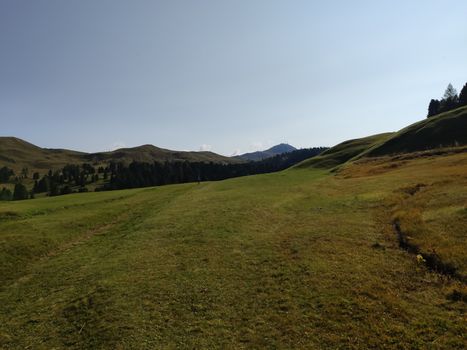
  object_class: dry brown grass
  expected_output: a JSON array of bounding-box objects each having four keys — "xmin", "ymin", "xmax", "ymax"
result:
[{"xmin": 341, "ymin": 149, "xmax": 467, "ymax": 291}]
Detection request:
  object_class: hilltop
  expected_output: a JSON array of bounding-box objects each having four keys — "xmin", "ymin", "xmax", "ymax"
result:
[
  {"xmin": 0, "ymin": 137, "xmax": 242, "ymax": 173},
  {"xmin": 236, "ymin": 143, "xmax": 297, "ymax": 161},
  {"xmin": 365, "ymin": 105, "xmax": 467, "ymax": 156},
  {"xmin": 0, "ymin": 137, "xmax": 86, "ymax": 172},
  {"xmin": 295, "ymin": 133, "xmax": 394, "ymax": 169},
  {"xmin": 297, "ymin": 105, "xmax": 467, "ymax": 170}
]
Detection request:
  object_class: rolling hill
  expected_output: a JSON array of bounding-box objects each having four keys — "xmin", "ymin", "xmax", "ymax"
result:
[
  {"xmin": 297, "ymin": 105, "xmax": 467, "ymax": 170},
  {"xmin": 235, "ymin": 143, "xmax": 297, "ymax": 161},
  {"xmin": 365, "ymin": 105, "xmax": 467, "ymax": 157},
  {"xmin": 295, "ymin": 133, "xmax": 394, "ymax": 169},
  {"xmin": 0, "ymin": 137, "xmax": 242, "ymax": 173}
]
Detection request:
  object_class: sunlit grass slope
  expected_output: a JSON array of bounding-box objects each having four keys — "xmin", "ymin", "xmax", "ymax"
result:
[
  {"xmin": 341, "ymin": 150, "xmax": 467, "ymax": 279},
  {"xmin": 365, "ymin": 105, "xmax": 467, "ymax": 156},
  {"xmin": 296, "ymin": 106, "xmax": 467, "ymax": 171},
  {"xmin": 295, "ymin": 133, "xmax": 393, "ymax": 169},
  {"xmin": 1, "ymin": 149, "xmax": 466, "ymax": 349}
]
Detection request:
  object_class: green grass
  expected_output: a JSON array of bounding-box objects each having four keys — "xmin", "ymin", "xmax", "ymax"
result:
[
  {"xmin": 1, "ymin": 150, "xmax": 466, "ymax": 349},
  {"xmin": 295, "ymin": 106, "xmax": 467, "ymax": 172},
  {"xmin": 365, "ymin": 105, "xmax": 467, "ymax": 156},
  {"xmin": 295, "ymin": 133, "xmax": 393, "ymax": 169}
]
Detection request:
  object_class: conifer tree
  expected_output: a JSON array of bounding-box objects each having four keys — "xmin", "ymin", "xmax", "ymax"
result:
[
  {"xmin": 427, "ymin": 99, "xmax": 440, "ymax": 117},
  {"xmin": 13, "ymin": 183, "xmax": 29, "ymax": 200},
  {"xmin": 459, "ymin": 83, "xmax": 467, "ymax": 106}
]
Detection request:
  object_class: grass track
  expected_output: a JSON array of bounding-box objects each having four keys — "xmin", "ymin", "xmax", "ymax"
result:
[{"xmin": 1, "ymin": 153, "xmax": 466, "ymax": 349}]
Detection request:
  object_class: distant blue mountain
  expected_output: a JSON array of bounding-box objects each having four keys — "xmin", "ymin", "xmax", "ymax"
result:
[{"xmin": 235, "ymin": 143, "xmax": 297, "ymax": 161}]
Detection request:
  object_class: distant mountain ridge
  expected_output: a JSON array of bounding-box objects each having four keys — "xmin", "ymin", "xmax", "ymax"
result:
[
  {"xmin": 0, "ymin": 137, "xmax": 243, "ymax": 173},
  {"xmin": 235, "ymin": 143, "xmax": 297, "ymax": 161}
]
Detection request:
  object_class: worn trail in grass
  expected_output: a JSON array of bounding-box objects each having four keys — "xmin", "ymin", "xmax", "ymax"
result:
[{"xmin": 1, "ymin": 153, "xmax": 466, "ymax": 349}]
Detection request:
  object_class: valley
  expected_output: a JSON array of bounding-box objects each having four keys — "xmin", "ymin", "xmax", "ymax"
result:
[{"xmin": 1, "ymin": 141, "xmax": 466, "ymax": 348}]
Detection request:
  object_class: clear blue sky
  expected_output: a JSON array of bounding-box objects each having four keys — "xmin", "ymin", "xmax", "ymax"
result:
[{"xmin": 1, "ymin": 1, "xmax": 466, "ymax": 155}]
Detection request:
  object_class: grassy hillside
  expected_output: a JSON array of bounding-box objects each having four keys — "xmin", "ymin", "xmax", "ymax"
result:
[
  {"xmin": 295, "ymin": 106, "xmax": 467, "ymax": 171},
  {"xmin": 365, "ymin": 106, "xmax": 467, "ymax": 157},
  {"xmin": 85, "ymin": 144, "xmax": 241, "ymax": 165},
  {"xmin": 0, "ymin": 137, "xmax": 85, "ymax": 173},
  {"xmin": 1, "ymin": 149, "xmax": 465, "ymax": 349},
  {"xmin": 0, "ymin": 137, "xmax": 241, "ymax": 173},
  {"xmin": 295, "ymin": 133, "xmax": 393, "ymax": 169}
]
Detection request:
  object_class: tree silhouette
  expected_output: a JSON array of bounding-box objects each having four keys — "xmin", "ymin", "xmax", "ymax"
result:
[
  {"xmin": 0, "ymin": 187, "xmax": 12, "ymax": 201},
  {"xmin": 427, "ymin": 99, "xmax": 440, "ymax": 117},
  {"xmin": 0, "ymin": 167, "xmax": 14, "ymax": 182},
  {"xmin": 13, "ymin": 183, "xmax": 29, "ymax": 200},
  {"xmin": 427, "ymin": 83, "xmax": 465, "ymax": 118},
  {"xmin": 439, "ymin": 83, "xmax": 458, "ymax": 112},
  {"xmin": 443, "ymin": 83, "xmax": 458, "ymax": 100},
  {"xmin": 459, "ymin": 83, "xmax": 467, "ymax": 106}
]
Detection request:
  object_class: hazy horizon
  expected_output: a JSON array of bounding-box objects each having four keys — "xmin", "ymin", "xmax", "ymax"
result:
[{"xmin": 1, "ymin": 0, "xmax": 466, "ymax": 156}]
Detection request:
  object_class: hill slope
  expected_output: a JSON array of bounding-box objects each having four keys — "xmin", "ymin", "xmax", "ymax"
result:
[
  {"xmin": 297, "ymin": 105, "xmax": 467, "ymax": 170},
  {"xmin": 295, "ymin": 133, "xmax": 394, "ymax": 169},
  {"xmin": 0, "ymin": 137, "xmax": 86, "ymax": 172},
  {"xmin": 365, "ymin": 106, "xmax": 467, "ymax": 157},
  {"xmin": 0, "ymin": 137, "xmax": 241, "ymax": 173},
  {"xmin": 85, "ymin": 144, "xmax": 241, "ymax": 165},
  {"xmin": 236, "ymin": 143, "xmax": 297, "ymax": 161}
]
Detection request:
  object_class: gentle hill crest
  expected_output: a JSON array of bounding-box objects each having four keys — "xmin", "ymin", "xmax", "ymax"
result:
[
  {"xmin": 0, "ymin": 137, "xmax": 242, "ymax": 172},
  {"xmin": 297, "ymin": 105, "xmax": 467, "ymax": 170},
  {"xmin": 295, "ymin": 133, "xmax": 394, "ymax": 170},
  {"xmin": 364, "ymin": 105, "xmax": 467, "ymax": 157}
]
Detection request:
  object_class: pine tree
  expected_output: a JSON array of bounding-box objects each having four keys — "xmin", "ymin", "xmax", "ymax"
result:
[
  {"xmin": 0, "ymin": 167, "xmax": 14, "ymax": 182},
  {"xmin": 427, "ymin": 99, "xmax": 441, "ymax": 118},
  {"xmin": 443, "ymin": 83, "xmax": 458, "ymax": 100},
  {"xmin": 49, "ymin": 182, "xmax": 60, "ymax": 196},
  {"xmin": 0, "ymin": 187, "xmax": 13, "ymax": 201},
  {"xmin": 13, "ymin": 183, "xmax": 29, "ymax": 200},
  {"xmin": 438, "ymin": 83, "xmax": 459, "ymax": 113},
  {"xmin": 459, "ymin": 83, "xmax": 467, "ymax": 106}
]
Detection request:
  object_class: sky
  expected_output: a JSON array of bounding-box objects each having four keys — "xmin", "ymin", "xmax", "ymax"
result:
[{"xmin": 1, "ymin": 1, "xmax": 466, "ymax": 156}]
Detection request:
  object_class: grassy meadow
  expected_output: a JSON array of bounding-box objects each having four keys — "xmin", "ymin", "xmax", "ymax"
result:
[{"xmin": 1, "ymin": 150, "xmax": 466, "ymax": 349}]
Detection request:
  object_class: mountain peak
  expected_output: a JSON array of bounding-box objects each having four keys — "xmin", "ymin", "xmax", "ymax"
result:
[
  {"xmin": 267, "ymin": 143, "xmax": 296, "ymax": 153},
  {"xmin": 236, "ymin": 143, "xmax": 297, "ymax": 161}
]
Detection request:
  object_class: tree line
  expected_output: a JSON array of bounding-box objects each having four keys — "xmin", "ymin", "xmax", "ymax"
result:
[
  {"xmin": 98, "ymin": 148, "xmax": 327, "ymax": 191},
  {"xmin": 0, "ymin": 147, "xmax": 327, "ymax": 200},
  {"xmin": 0, "ymin": 166, "xmax": 31, "ymax": 201},
  {"xmin": 427, "ymin": 82, "xmax": 467, "ymax": 117},
  {"xmin": 0, "ymin": 184, "xmax": 30, "ymax": 201},
  {"xmin": 32, "ymin": 163, "xmax": 104, "ymax": 196}
]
